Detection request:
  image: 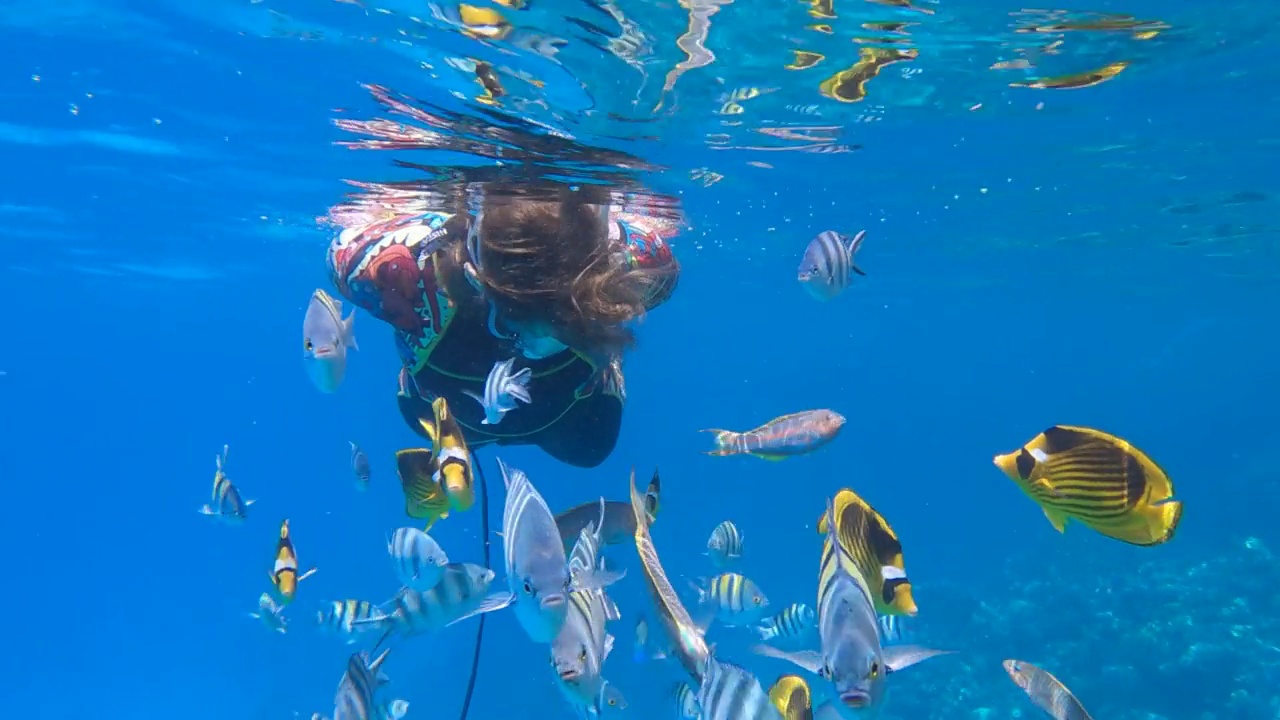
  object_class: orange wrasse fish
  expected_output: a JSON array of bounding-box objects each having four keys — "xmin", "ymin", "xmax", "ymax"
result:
[
  {"xmin": 703, "ymin": 410, "xmax": 845, "ymax": 460},
  {"xmin": 270, "ymin": 519, "xmax": 317, "ymax": 604}
]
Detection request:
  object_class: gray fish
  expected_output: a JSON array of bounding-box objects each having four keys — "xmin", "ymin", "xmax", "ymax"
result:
[
  {"xmin": 350, "ymin": 442, "xmax": 371, "ymax": 490},
  {"xmin": 362, "ymin": 562, "xmax": 507, "ymax": 639},
  {"xmin": 304, "ymin": 288, "xmax": 358, "ymax": 393},
  {"xmin": 752, "ymin": 500, "xmax": 949, "ymax": 713},
  {"xmin": 318, "ymin": 599, "xmax": 382, "ymax": 644},
  {"xmin": 673, "ymin": 681, "xmax": 699, "ymax": 720},
  {"xmin": 757, "ymin": 603, "xmax": 816, "ymax": 642},
  {"xmin": 706, "ymin": 520, "xmax": 744, "ymax": 567},
  {"xmin": 696, "ymin": 657, "xmax": 781, "ymax": 720},
  {"xmin": 387, "ymin": 527, "xmax": 449, "ymax": 591},
  {"xmin": 556, "ymin": 469, "xmax": 661, "ymax": 553},
  {"xmin": 463, "ymin": 357, "xmax": 533, "ymax": 425},
  {"xmin": 313, "ymin": 650, "xmax": 408, "ymax": 720},
  {"xmin": 248, "ymin": 592, "xmax": 287, "ymax": 634},
  {"xmin": 1003, "ymin": 659, "xmax": 1095, "ymax": 720},
  {"xmin": 796, "ymin": 230, "xmax": 867, "ymax": 301},
  {"xmin": 198, "ymin": 445, "xmax": 254, "ymax": 523},
  {"xmin": 494, "ymin": 458, "xmax": 617, "ymax": 643},
  {"xmin": 552, "ymin": 503, "xmax": 627, "ymax": 718}
]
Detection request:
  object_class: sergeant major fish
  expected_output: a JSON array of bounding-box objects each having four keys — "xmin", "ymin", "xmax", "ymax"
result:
[
  {"xmin": 269, "ymin": 519, "xmax": 317, "ymax": 604},
  {"xmin": 387, "ymin": 527, "xmax": 450, "ymax": 591},
  {"xmin": 312, "ymin": 650, "xmax": 408, "ymax": 720},
  {"xmin": 463, "ymin": 357, "xmax": 533, "ymax": 425},
  {"xmin": 318, "ymin": 599, "xmax": 382, "ymax": 644},
  {"xmin": 556, "ymin": 469, "xmax": 661, "ymax": 554},
  {"xmin": 706, "ymin": 520, "xmax": 744, "ymax": 566},
  {"xmin": 692, "ymin": 572, "xmax": 771, "ymax": 626},
  {"xmin": 303, "ymin": 288, "xmax": 358, "ymax": 393},
  {"xmin": 695, "ymin": 656, "xmax": 782, "ymax": 720},
  {"xmin": 350, "ymin": 442, "xmax": 371, "ymax": 491},
  {"xmin": 703, "ymin": 410, "xmax": 846, "ymax": 461},
  {"xmin": 753, "ymin": 500, "xmax": 949, "ymax": 713},
  {"xmin": 757, "ymin": 603, "xmax": 817, "ymax": 643},
  {"xmin": 362, "ymin": 562, "xmax": 508, "ymax": 641},
  {"xmin": 198, "ymin": 445, "xmax": 254, "ymax": 523},
  {"xmin": 797, "ymin": 230, "xmax": 867, "ymax": 301},
  {"xmin": 552, "ymin": 501, "xmax": 628, "ymax": 718}
]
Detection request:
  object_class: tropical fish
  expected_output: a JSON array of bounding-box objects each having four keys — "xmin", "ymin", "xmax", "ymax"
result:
[
  {"xmin": 692, "ymin": 572, "xmax": 771, "ymax": 626},
  {"xmin": 672, "ymin": 681, "xmax": 699, "ymax": 720},
  {"xmin": 318, "ymin": 599, "xmax": 382, "ymax": 644},
  {"xmin": 813, "ymin": 488, "xmax": 917, "ymax": 616},
  {"xmin": 993, "ymin": 425, "xmax": 1182, "ymax": 546},
  {"xmin": 757, "ymin": 603, "xmax": 816, "ymax": 642},
  {"xmin": 769, "ymin": 675, "xmax": 814, "ymax": 720},
  {"xmin": 463, "ymin": 357, "xmax": 533, "ymax": 425},
  {"xmin": 419, "ymin": 398, "xmax": 476, "ymax": 513},
  {"xmin": 878, "ymin": 614, "xmax": 910, "ymax": 644},
  {"xmin": 387, "ymin": 527, "xmax": 449, "ymax": 591},
  {"xmin": 706, "ymin": 520, "xmax": 744, "ymax": 566},
  {"xmin": 350, "ymin": 442, "xmax": 371, "ymax": 490},
  {"xmin": 629, "ymin": 468, "xmax": 710, "ymax": 682},
  {"xmin": 363, "ymin": 563, "xmax": 508, "ymax": 640},
  {"xmin": 395, "ymin": 448, "xmax": 451, "ymax": 531},
  {"xmin": 633, "ymin": 614, "xmax": 670, "ymax": 663},
  {"xmin": 703, "ymin": 410, "xmax": 846, "ymax": 460},
  {"xmin": 696, "ymin": 657, "xmax": 783, "ymax": 720},
  {"xmin": 1003, "ymin": 659, "xmax": 1095, "ymax": 720},
  {"xmin": 556, "ymin": 469, "xmax": 661, "ymax": 553},
  {"xmin": 551, "ymin": 506, "xmax": 628, "ymax": 718},
  {"xmin": 248, "ymin": 592, "xmax": 287, "ymax": 634},
  {"xmin": 797, "ymin": 230, "xmax": 867, "ymax": 301},
  {"xmin": 312, "ymin": 650, "xmax": 408, "ymax": 720},
  {"xmin": 198, "ymin": 445, "xmax": 253, "ymax": 522},
  {"xmin": 753, "ymin": 500, "xmax": 949, "ymax": 713},
  {"xmin": 269, "ymin": 519, "xmax": 317, "ymax": 604},
  {"xmin": 303, "ymin": 288, "xmax": 358, "ymax": 393}
]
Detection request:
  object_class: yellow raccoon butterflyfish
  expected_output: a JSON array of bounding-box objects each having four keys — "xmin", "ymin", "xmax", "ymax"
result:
[
  {"xmin": 815, "ymin": 488, "xmax": 916, "ymax": 616},
  {"xmin": 396, "ymin": 448, "xmax": 451, "ymax": 531}
]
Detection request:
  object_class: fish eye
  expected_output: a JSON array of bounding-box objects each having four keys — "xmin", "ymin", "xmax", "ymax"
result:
[
  {"xmin": 869, "ymin": 662, "xmax": 880, "ymax": 679},
  {"xmin": 752, "ymin": 595, "xmax": 762, "ymax": 606},
  {"xmin": 607, "ymin": 698, "xmax": 617, "ymax": 707},
  {"xmin": 523, "ymin": 580, "xmax": 533, "ymax": 594},
  {"xmin": 578, "ymin": 647, "xmax": 587, "ymax": 662},
  {"xmin": 304, "ymin": 338, "xmax": 314, "ymax": 352}
]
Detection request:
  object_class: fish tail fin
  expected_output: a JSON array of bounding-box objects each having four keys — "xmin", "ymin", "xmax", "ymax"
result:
[
  {"xmin": 846, "ymin": 229, "xmax": 867, "ymax": 256},
  {"xmin": 446, "ymin": 591, "xmax": 514, "ymax": 627},
  {"xmin": 461, "ymin": 388, "xmax": 486, "ymax": 409},
  {"xmin": 345, "ymin": 311, "xmax": 358, "ymax": 351},
  {"xmin": 1150, "ymin": 498, "xmax": 1183, "ymax": 544},
  {"xmin": 756, "ymin": 624, "xmax": 777, "ymax": 641},
  {"xmin": 851, "ymin": 264, "xmax": 867, "ymax": 277},
  {"xmin": 700, "ymin": 429, "xmax": 737, "ymax": 455}
]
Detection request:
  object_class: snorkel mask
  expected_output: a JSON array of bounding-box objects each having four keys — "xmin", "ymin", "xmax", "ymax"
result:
[{"xmin": 462, "ymin": 193, "xmax": 570, "ymax": 360}]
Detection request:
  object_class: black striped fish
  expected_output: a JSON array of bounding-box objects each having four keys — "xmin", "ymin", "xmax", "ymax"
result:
[
  {"xmin": 692, "ymin": 572, "xmax": 770, "ymax": 626},
  {"xmin": 673, "ymin": 681, "xmax": 698, "ymax": 720},
  {"xmin": 387, "ymin": 527, "xmax": 449, "ymax": 591},
  {"xmin": 629, "ymin": 468, "xmax": 710, "ymax": 682},
  {"xmin": 706, "ymin": 520, "xmax": 744, "ymax": 567},
  {"xmin": 796, "ymin": 229, "xmax": 867, "ymax": 301},
  {"xmin": 462, "ymin": 357, "xmax": 533, "ymax": 425},
  {"xmin": 318, "ymin": 599, "xmax": 382, "ymax": 644},
  {"xmin": 993, "ymin": 425, "xmax": 1182, "ymax": 546},
  {"xmin": 551, "ymin": 502, "xmax": 628, "ymax": 718},
  {"xmin": 198, "ymin": 445, "xmax": 253, "ymax": 523},
  {"xmin": 365, "ymin": 562, "xmax": 507, "ymax": 640},
  {"xmin": 313, "ymin": 650, "xmax": 408, "ymax": 720},
  {"xmin": 695, "ymin": 657, "xmax": 782, "ymax": 720},
  {"xmin": 1003, "ymin": 659, "xmax": 1095, "ymax": 720},
  {"xmin": 756, "ymin": 603, "xmax": 816, "ymax": 642},
  {"xmin": 753, "ymin": 500, "xmax": 948, "ymax": 713},
  {"xmin": 813, "ymin": 488, "xmax": 917, "ymax": 616},
  {"xmin": 269, "ymin": 519, "xmax": 317, "ymax": 604}
]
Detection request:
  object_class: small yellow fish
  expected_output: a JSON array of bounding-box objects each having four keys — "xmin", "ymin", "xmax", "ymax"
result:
[
  {"xmin": 994, "ymin": 425, "xmax": 1182, "ymax": 546},
  {"xmin": 769, "ymin": 675, "xmax": 813, "ymax": 720},
  {"xmin": 815, "ymin": 488, "xmax": 916, "ymax": 616},
  {"xmin": 269, "ymin": 519, "xmax": 317, "ymax": 604},
  {"xmin": 396, "ymin": 449, "xmax": 452, "ymax": 531}
]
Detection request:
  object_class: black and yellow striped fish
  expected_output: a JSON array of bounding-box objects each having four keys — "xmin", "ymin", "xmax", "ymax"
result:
[
  {"xmin": 814, "ymin": 489, "xmax": 916, "ymax": 616},
  {"xmin": 270, "ymin": 519, "xmax": 317, "ymax": 604},
  {"xmin": 768, "ymin": 675, "xmax": 813, "ymax": 720},
  {"xmin": 994, "ymin": 425, "xmax": 1182, "ymax": 546},
  {"xmin": 395, "ymin": 449, "xmax": 452, "ymax": 531},
  {"xmin": 423, "ymin": 398, "xmax": 475, "ymax": 513}
]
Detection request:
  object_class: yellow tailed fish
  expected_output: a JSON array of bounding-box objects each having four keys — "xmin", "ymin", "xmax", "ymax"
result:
[
  {"xmin": 769, "ymin": 675, "xmax": 813, "ymax": 720},
  {"xmin": 270, "ymin": 519, "xmax": 317, "ymax": 604},
  {"xmin": 993, "ymin": 425, "xmax": 1182, "ymax": 546},
  {"xmin": 396, "ymin": 448, "xmax": 451, "ymax": 531},
  {"xmin": 814, "ymin": 488, "xmax": 917, "ymax": 616},
  {"xmin": 427, "ymin": 397, "xmax": 475, "ymax": 513}
]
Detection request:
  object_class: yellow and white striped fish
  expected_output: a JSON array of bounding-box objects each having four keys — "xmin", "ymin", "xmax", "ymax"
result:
[
  {"xmin": 706, "ymin": 520, "xmax": 744, "ymax": 566},
  {"xmin": 318, "ymin": 599, "xmax": 382, "ymax": 644},
  {"xmin": 692, "ymin": 572, "xmax": 770, "ymax": 626}
]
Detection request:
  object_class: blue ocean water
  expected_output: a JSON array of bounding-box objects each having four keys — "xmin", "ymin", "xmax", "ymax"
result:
[{"xmin": 3, "ymin": 1, "xmax": 1279, "ymax": 719}]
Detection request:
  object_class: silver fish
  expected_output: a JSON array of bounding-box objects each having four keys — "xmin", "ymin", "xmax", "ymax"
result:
[
  {"xmin": 796, "ymin": 230, "xmax": 867, "ymax": 301},
  {"xmin": 363, "ymin": 562, "xmax": 507, "ymax": 639},
  {"xmin": 463, "ymin": 357, "xmax": 533, "ymax": 425},
  {"xmin": 313, "ymin": 650, "xmax": 408, "ymax": 720},
  {"xmin": 387, "ymin": 527, "xmax": 450, "ymax": 591},
  {"xmin": 752, "ymin": 501, "xmax": 949, "ymax": 713},
  {"xmin": 706, "ymin": 520, "xmax": 744, "ymax": 567},
  {"xmin": 552, "ymin": 505, "xmax": 627, "ymax": 718},
  {"xmin": 198, "ymin": 445, "xmax": 253, "ymax": 522},
  {"xmin": 248, "ymin": 592, "xmax": 287, "ymax": 634},
  {"xmin": 696, "ymin": 657, "xmax": 781, "ymax": 720},
  {"xmin": 1003, "ymin": 659, "xmax": 1095, "ymax": 720},
  {"xmin": 318, "ymin": 599, "xmax": 382, "ymax": 644},
  {"xmin": 757, "ymin": 602, "xmax": 817, "ymax": 642},
  {"xmin": 350, "ymin": 442, "xmax": 371, "ymax": 490},
  {"xmin": 673, "ymin": 681, "xmax": 699, "ymax": 720},
  {"xmin": 304, "ymin": 288, "xmax": 358, "ymax": 393}
]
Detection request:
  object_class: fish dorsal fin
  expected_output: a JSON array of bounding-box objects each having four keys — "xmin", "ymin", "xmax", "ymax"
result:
[{"xmin": 603, "ymin": 633, "xmax": 615, "ymax": 660}]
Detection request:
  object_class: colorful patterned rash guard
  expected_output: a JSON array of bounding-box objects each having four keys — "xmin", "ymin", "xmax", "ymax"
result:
[{"xmin": 326, "ymin": 207, "xmax": 680, "ymax": 468}]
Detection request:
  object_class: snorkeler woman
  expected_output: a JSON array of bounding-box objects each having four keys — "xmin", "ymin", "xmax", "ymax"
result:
[{"xmin": 326, "ymin": 184, "xmax": 681, "ymax": 469}]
